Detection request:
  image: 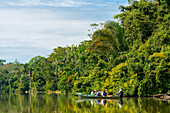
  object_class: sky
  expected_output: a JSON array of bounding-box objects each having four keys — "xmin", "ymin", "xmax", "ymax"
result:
[{"xmin": 0, "ymin": 0, "xmax": 128, "ymax": 63}]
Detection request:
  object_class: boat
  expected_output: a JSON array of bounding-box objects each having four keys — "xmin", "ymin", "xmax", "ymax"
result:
[
  {"xmin": 79, "ymin": 94, "xmax": 120, "ymax": 99},
  {"xmin": 74, "ymin": 92, "xmax": 86, "ymax": 96},
  {"xmin": 153, "ymin": 93, "xmax": 170, "ymax": 101}
]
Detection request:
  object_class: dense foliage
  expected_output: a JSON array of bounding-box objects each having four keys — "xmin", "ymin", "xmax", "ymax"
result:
[{"xmin": 0, "ymin": 0, "xmax": 169, "ymax": 96}]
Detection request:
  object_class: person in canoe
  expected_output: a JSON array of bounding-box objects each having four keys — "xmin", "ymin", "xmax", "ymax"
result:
[
  {"xmin": 91, "ymin": 90, "xmax": 94, "ymax": 96},
  {"xmin": 105, "ymin": 89, "xmax": 108, "ymax": 96},
  {"xmin": 96, "ymin": 90, "xmax": 101, "ymax": 96},
  {"xmin": 94, "ymin": 90, "xmax": 97, "ymax": 95},
  {"xmin": 101, "ymin": 90, "xmax": 107, "ymax": 96},
  {"xmin": 117, "ymin": 89, "xmax": 123, "ymax": 98}
]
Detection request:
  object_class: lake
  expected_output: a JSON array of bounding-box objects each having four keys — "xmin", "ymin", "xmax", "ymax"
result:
[{"xmin": 0, "ymin": 94, "xmax": 169, "ymax": 113}]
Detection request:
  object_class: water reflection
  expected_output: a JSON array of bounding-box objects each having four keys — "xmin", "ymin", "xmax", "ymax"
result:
[
  {"xmin": 76, "ymin": 97, "xmax": 170, "ymax": 113},
  {"xmin": 29, "ymin": 94, "xmax": 32, "ymax": 113},
  {"xmin": 0, "ymin": 94, "xmax": 169, "ymax": 113},
  {"xmin": 80, "ymin": 99, "xmax": 123, "ymax": 108},
  {"xmin": 90, "ymin": 99, "xmax": 107, "ymax": 107},
  {"xmin": 117, "ymin": 99, "xmax": 123, "ymax": 108}
]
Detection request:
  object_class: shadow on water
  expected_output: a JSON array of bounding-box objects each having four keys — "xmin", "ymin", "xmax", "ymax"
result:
[{"xmin": 0, "ymin": 94, "xmax": 169, "ymax": 113}]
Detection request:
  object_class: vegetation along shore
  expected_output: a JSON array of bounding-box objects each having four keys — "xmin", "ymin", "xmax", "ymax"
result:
[{"xmin": 0, "ymin": 0, "xmax": 169, "ymax": 97}]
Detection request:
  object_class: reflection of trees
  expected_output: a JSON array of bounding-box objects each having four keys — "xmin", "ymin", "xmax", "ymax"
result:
[
  {"xmin": 0, "ymin": 95, "xmax": 169, "ymax": 113},
  {"xmin": 74, "ymin": 97, "xmax": 170, "ymax": 113}
]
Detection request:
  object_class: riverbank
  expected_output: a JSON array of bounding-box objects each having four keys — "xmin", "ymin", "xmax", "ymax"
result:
[{"xmin": 24, "ymin": 90, "xmax": 61, "ymax": 94}]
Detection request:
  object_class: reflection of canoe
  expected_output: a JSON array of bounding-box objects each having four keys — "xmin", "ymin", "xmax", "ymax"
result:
[
  {"xmin": 76, "ymin": 99, "xmax": 92, "ymax": 103},
  {"xmin": 76, "ymin": 98, "xmax": 119, "ymax": 103},
  {"xmin": 79, "ymin": 94, "xmax": 120, "ymax": 99}
]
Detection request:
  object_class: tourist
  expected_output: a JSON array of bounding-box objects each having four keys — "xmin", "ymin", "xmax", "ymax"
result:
[
  {"xmin": 105, "ymin": 89, "xmax": 108, "ymax": 96},
  {"xmin": 91, "ymin": 90, "xmax": 94, "ymax": 95},
  {"xmin": 103, "ymin": 90, "xmax": 107, "ymax": 96},
  {"xmin": 94, "ymin": 90, "xmax": 97, "ymax": 95},
  {"xmin": 96, "ymin": 90, "xmax": 101, "ymax": 96},
  {"xmin": 117, "ymin": 89, "xmax": 123, "ymax": 98}
]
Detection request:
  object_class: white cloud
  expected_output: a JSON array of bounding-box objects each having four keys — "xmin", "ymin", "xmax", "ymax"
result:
[
  {"xmin": 0, "ymin": 8, "xmax": 107, "ymax": 46},
  {"xmin": 0, "ymin": 0, "xmax": 92, "ymax": 7},
  {"xmin": 0, "ymin": 0, "xmax": 128, "ymax": 7},
  {"xmin": 0, "ymin": 0, "xmax": 128, "ymax": 63},
  {"xmin": 0, "ymin": 8, "xmax": 97, "ymax": 62}
]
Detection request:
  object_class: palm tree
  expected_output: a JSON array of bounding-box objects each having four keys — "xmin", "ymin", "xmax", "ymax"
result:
[{"xmin": 88, "ymin": 21, "xmax": 127, "ymax": 61}]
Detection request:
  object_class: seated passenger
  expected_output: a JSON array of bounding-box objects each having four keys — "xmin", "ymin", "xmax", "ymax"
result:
[
  {"xmin": 103, "ymin": 90, "xmax": 107, "ymax": 96},
  {"xmin": 105, "ymin": 89, "xmax": 108, "ymax": 96},
  {"xmin": 96, "ymin": 90, "xmax": 101, "ymax": 96},
  {"xmin": 91, "ymin": 90, "xmax": 94, "ymax": 95},
  {"xmin": 94, "ymin": 90, "xmax": 97, "ymax": 95}
]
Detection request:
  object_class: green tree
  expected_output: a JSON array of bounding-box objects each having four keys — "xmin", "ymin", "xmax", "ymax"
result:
[{"xmin": 88, "ymin": 21, "xmax": 127, "ymax": 61}]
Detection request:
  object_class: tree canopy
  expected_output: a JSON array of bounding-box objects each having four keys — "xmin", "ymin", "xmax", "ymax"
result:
[{"xmin": 0, "ymin": 0, "xmax": 169, "ymax": 96}]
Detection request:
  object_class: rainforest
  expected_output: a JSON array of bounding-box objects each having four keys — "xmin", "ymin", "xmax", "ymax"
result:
[{"xmin": 0, "ymin": 0, "xmax": 169, "ymax": 96}]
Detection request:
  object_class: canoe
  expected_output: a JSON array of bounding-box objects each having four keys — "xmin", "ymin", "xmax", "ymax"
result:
[
  {"xmin": 153, "ymin": 93, "xmax": 170, "ymax": 101},
  {"xmin": 79, "ymin": 94, "xmax": 120, "ymax": 99},
  {"xmin": 74, "ymin": 92, "xmax": 86, "ymax": 96}
]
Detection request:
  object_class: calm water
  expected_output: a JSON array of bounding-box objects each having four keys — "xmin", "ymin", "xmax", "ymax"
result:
[{"xmin": 0, "ymin": 94, "xmax": 169, "ymax": 113}]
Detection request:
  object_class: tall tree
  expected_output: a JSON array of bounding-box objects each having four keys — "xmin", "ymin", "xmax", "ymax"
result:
[{"xmin": 88, "ymin": 21, "xmax": 127, "ymax": 61}]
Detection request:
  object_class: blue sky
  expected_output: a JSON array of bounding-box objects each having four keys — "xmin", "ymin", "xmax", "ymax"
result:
[{"xmin": 0, "ymin": 0, "xmax": 128, "ymax": 63}]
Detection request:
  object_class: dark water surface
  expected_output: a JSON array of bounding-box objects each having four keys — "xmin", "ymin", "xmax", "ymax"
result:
[{"xmin": 0, "ymin": 94, "xmax": 169, "ymax": 113}]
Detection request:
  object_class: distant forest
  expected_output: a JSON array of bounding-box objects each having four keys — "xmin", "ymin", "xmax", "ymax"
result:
[{"xmin": 0, "ymin": 0, "xmax": 169, "ymax": 96}]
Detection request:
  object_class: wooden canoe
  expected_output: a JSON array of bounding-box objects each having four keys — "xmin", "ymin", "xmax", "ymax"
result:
[
  {"xmin": 74, "ymin": 92, "xmax": 86, "ymax": 96},
  {"xmin": 153, "ymin": 93, "xmax": 170, "ymax": 101},
  {"xmin": 79, "ymin": 94, "xmax": 120, "ymax": 99}
]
